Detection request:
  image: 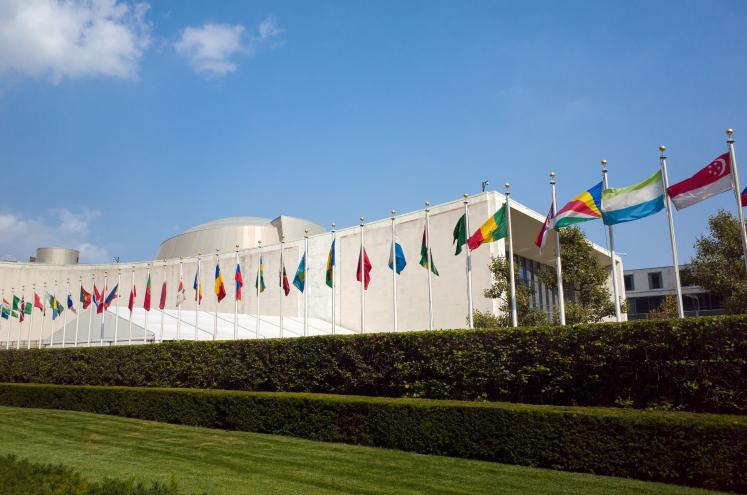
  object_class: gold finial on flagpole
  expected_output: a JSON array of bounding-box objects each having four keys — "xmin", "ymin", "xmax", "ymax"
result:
[
  {"xmin": 601, "ymin": 160, "xmax": 607, "ymax": 172},
  {"xmin": 659, "ymin": 145, "xmax": 666, "ymax": 157},
  {"xmin": 550, "ymin": 171, "xmax": 555, "ymax": 184}
]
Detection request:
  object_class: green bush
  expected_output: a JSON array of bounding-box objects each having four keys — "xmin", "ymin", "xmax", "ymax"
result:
[
  {"xmin": 0, "ymin": 453, "xmax": 185, "ymax": 494},
  {"xmin": 0, "ymin": 383, "xmax": 745, "ymax": 492},
  {"xmin": 0, "ymin": 315, "xmax": 746, "ymax": 413}
]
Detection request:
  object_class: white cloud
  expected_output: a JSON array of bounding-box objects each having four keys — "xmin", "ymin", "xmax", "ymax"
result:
[
  {"xmin": 0, "ymin": 0, "xmax": 151, "ymax": 82},
  {"xmin": 0, "ymin": 209, "xmax": 110, "ymax": 263},
  {"xmin": 174, "ymin": 16, "xmax": 283, "ymax": 78}
]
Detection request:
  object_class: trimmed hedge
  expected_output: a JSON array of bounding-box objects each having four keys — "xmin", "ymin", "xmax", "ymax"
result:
[
  {"xmin": 0, "ymin": 383, "xmax": 745, "ymax": 492},
  {"xmin": 0, "ymin": 315, "xmax": 746, "ymax": 413}
]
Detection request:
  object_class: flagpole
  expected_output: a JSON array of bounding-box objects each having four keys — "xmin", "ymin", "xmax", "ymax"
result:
[
  {"xmin": 256, "ymin": 241, "xmax": 262, "ymax": 339},
  {"xmin": 114, "ymin": 268, "xmax": 121, "ymax": 345},
  {"xmin": 331, "ymin": 224, "xmax": 336, "ymax": 335},
  {"xmin": 195, "ymin": 254, "xmax": 201, "ymax": 340},
  {"xmin": 17, "ymin": 285, "xmax": 23, "ymax": 349},
  {"xmin": 359, "ymin": 217, "xmax": 365, "ymax": 334},
  {"xmin": 128, "ymin": 267, "xmax": 134, "ymax": 345},
  {"xmin": 303, "ymin": 230, "xmax": 309, "ymax": 337},
  {"xmin": 279, "ymin": 236, "xmax": 284, "ymax": 338},
  {"xmin": 726, "ymin": 129, "xmax": 747, "ymax": 274},
  {"xmin": 62, "ymin": 279, "xmax": 68, "ymax": 348},
  {"xmin": 214, "ymin": 251, "xmax": 219, "ymax": 341},
  {"xmin": 463, "ymin": 194, "xmax": 474, "ymax": 329},
  {"xmin": 52, "ymin": 280, "xmax": 59, "ymax": 347},
  {"xmin": 28, "ymin": 284, "xmax": 35, "ymax": 349},
  {"xmin": 549, "ymin": 173, "xmax": 566, "ymax": 325},
  {"xmin": 75, "ymin": 276, "xmax": 81, "ymax": 347},
  {"xmin": 160, "ymin": 259, "xmax": 166, "ymax": 343},
  {"xmin": 659, "ymin": 146, "xmax": 685, "ymax": 318},
  {"xmin": 144, "ymin": 265, "xmax": 150, "ymax": 345},
  {"xmin": 9, "ymin": 286, "xmax": 15, "ymax": 349},
  {"xmin": 504, "ymin": 185, "xmax": 518, "ymax": 327},
  {"xmin": 601, "ymin": 160, "xmax": 623, "ymax": 322},
  {"xmin": 233, "ymin": 247, "xmax": 238, "ymax": 340},
  {"xmin": 177, "ymin": 258, "xmax": 183, "ymax": 341},
  {"xmin": 425, "ymin": 202, "xmax": 434, "ymax": 330},
  {"xmin": 87, "ymin": 275, "xmax": 93, "ymax": 347},
  {"xmin": 390, "ymin": 211, "xmax": 398, "ymax": 332},
  {"xmin": 100, "ymin": 272, "xmax": 107, "ymax": 346}
]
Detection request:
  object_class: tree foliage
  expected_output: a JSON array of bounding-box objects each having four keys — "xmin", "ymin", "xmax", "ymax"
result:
[
  {"xmin": 647, "ymin": 295, "xmax": 679, "ymax": 320},
  {"xmin": 482, "ymin": 256, "xmax": 548, "ymax": 327},
  {"xmin": 689, "ymin": 210, "xmax": 747, "ymax": 314}
]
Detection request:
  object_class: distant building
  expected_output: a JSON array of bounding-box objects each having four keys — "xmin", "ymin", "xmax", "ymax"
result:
[{"xmin": 623, "ymin": 265, "xmax": 723, "ymax": 320}]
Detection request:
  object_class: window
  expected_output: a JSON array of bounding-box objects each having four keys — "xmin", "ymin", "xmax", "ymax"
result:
[
  {"xmin": 624, "ymin": 274, "xmax": 635, "ymax": 291},
  {"xmin": 648, "ymin": 272, "xmax": 663, "ymax": 290}
]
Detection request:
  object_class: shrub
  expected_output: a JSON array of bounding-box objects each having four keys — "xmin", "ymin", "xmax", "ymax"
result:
[
  {"xmin": 0, "ymin": 315, "xmax": 746, "ymax": 413},
  {"xmin": 0, "ymin": 383, "xmax": 745, "ymax": 492}
]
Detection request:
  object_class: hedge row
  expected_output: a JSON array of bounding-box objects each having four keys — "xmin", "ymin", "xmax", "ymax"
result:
[
  {"xmin": 0, "ymin": 454, "xmax": 186, "ymax": 494},
  {"xmin": 0, "ymin": 315, "xmax": 746, "ymax": 413},
  {"xmin": 0, "ymin": 383, "xmax": 745, "ymax": 492}
]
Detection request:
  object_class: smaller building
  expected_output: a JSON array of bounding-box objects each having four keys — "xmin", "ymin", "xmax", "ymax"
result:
[{"xmin": 623, "ymin": 265, "xmax": 723, "ymax": 319}]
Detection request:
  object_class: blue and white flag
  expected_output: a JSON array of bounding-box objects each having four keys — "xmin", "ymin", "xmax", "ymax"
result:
[
  {"xmin": 388, "ymin": 240, "xmax": 407, "ymax": 274},
  {"xmin": 602, "ymin": 170, "xmax": 665, "ymax": 225}
]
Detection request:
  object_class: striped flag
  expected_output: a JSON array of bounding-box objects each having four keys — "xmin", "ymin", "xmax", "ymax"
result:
[
  {"xmin": 214, "ymin": 263, "xmax": 226, "ymax": 302},
  {"xmin": 535, "ymin": 203, "xmax": 553, "ymax": 250},
  {"xmin": 551, "ymin": 182, "xmax": 603, "ymax": 230},
  {"xmin": 128, "ymin": 285, "xmax": 136, "ymax": 312},
  {"xmin": 667, "ymin": 153, "xmax": 732, "ymax": 210},
  {"xmin": 325, "ymin": 240, "xmax": 335, "ymax": 288},
  {"xmin": 143, "ymin": 274, "xmax": 152, "ymax": 311},
  {"xmin": 255, "ymin": 256, "xmax": 266, "ymax": 293},
  {"xmin": 602, "ymin": 170, "xmax": 665, "ymax": 225},
  {"xmin": 419, "ymin": 227, "xmax": 438, "ymax": 275},
  {"xmin": 235, "ymin": 263, "xmax": 243, "ymax": 301},
  {"xmin": 467, "ymin": 204, "xmax": 507, "ymax": 250},
  {"xmin": 356, "ymin": 247, "xmax": 372, "ymax": 290}
]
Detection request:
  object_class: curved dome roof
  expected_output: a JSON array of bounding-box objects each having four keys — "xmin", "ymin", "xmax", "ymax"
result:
[{"xmin": 181, "ymin": 216, "xmax": 273, "ymax": 234}]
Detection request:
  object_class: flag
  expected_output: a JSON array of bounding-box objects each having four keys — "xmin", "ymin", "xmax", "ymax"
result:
[
  {"xmin": 551, "ymin": 182, "xmax": 603, "ymax": 230},
  {"xmin": 18, "ymin": 297, "xmax": 25, "ymax": 322},
  {"xmin": 419, "ymin": 228, "xmax": 439, "ymax": 275},
  {"xmin": 280, "ymin": 265, "xmax": 291, "ymax": 296},
  {"xmin": 11, "ymin": 295, "xmax": 20, "ymax": 319},
  {"xmin": 20, "ymin": 301, "xmax": 32, "ymax": 321},
  {"xmin": 602, "ymin": 170, "xmax": 665, "ymax": 225},
  {"xmin": 535, "ymin": 203, "xmax": 553, "ymax": 250},
  {"xmin": 35, "ymin": 292, "xmax": 45, "ymax": 312},
  {"xmin": 667, "ymin": 152, "xmax": 732, "ymax": 210},
  {"xmin": 67, "ymin": 294, "xmax": 76, "ymax": 314},
  {"xmin": 1, "ymin": 300, "xmax": 9, "ymax": 320},
  {"xmin": 159, "ymin": 280, "xmax": 167, "ymax": 310},
  {"xmin": 214, "ymin": 263, "xmax": 226, "ymax": 303},
  {"xmin": 128, "ymin": 285, "xmax": 136, "ymax": 312},
  {"xmin": 325, "ymin": 239, "xmax": 335, "ymax": 288},
  {"xmin": 193, "ymin": 270, "xmax": 203, "ymax": 303},
  {"xmin": 79, "ymin": 286, "xmax": 91, "ymax": 310},
  {"xmin": 356, "ymin": 247, "xmax": 372, "ymax": 290},
  {"xmin": 293, "ymin": 254, "xmax": 306, "ymax": 293},
  {"xmin": 104, "ymin": 284, "xmax": 118, "ymax": 309},
  {"xmin": 255, "ymin": 256, "xmax": 266, "ymax": 293},
  {"xmin": 176, "ymin": 277, "xmax": 185, "ymax": 306},
  {"xmin": 144, "ymin": 274, "xmax": 152, "ymax": 311},
  {"xmin": 453, "ymin": 214, "xmax": 467, "ymax": 255},
  {"xmin": 467, "ymin": 204, "xmax": 507, "ymax": 250},
  {"xmin": 742, "ymin": 187, "xmax": 747, "ymax": 207},
  {"xmin": 388, "ymin": 240, "xmax": 407, "ymax": 274},
  {"xmin": 93, "ymin": 284, "xmax": 103, "ymax": 314},
  {"xmin": 49, "ymin": 294, "xmax": 63, "ymax": 320},
  {"xmin": 235, "ymin": 263, "xmax": 243, "ymax": 301}
]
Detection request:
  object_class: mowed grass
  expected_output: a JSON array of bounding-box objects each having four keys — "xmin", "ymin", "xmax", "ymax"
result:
[{"xmin": 0, "ymin": 406, "xmax": 728, "ymax": 495}]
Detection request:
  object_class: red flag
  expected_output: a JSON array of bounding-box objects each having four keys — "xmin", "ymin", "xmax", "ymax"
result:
[
  {"xmin": 534, "ymin": 203, "xmax": 553, "ymax": 250},
  {"xmin": 19, "ymin": 297, "xmax": 25, "ymax": 322},
  {"xmin": 34, "ymin": 292, "xmax": 45, "ymax": 312},
  {"xmin": 281, "ymin": 266, "xmax": 291, "ymax": 296},
  {"xmin": 667, "ymin": 152, "xmax": 732, "ymax": 210},
  {"xmin": 235, "ymin": 264, "xmax": 243, "ymax": 301},
  {"xmin": 94, "ymin": 284, "xmax": 104, "ymax": 314},
  {"xmin": 128, "ymin": 285, "xmax": 136, "ymax": 313},
  {"xmin": 143, "ymin": 274, "xmax": 152, "ymax": 312},
  {"xmin": 356, "ymin": 247, "xmax": 372, "ymax": 290},
  {"xmin": 159, "ymin": 281, "xmax": 167, "ymax": 310}
]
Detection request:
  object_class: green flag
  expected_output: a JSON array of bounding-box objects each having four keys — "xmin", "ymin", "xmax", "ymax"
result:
[
  {"xmin": 11, "ymin": 295, "xmax": 20, "ymax": 318},
  {"xmin": 419, "ymin": 228, "xmax": 439, "ymax": 276},
  {"xmin": 453, "ymin": 213, "xmax": 467, "ymax": 255}
]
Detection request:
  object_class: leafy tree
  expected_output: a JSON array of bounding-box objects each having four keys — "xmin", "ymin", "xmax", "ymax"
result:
[
  {"xmin": 537, "ymin": 227, "xmax": 617, "ymax": 324},
  {"xmin": 480, "ymin": 256, "xmax": 548, "ymax": 327},
  {"xmin": 647, "ymin": 295, "xmax": 679, "ymax": 320},
  {"xmin": 689, "ymin": 210, "xmax": 747, "ymax": 314}
]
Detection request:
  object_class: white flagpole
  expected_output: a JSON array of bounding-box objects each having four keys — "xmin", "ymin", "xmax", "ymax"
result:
[
  {"xmin": 42, "ymin": 282, "xmax": 48, "ymax": 348},
  {"xmin": 359, "ymin": 217, "xmax": 365, "ymax": 334},
  {"xmin": 504, "ymin": 184, "xmax": 518, "ymax": 327},
  {"xmin": 160, "ymin": 260, "xmax": 166, "ymax": 343},
  {"xmin": 256, "ymin": 241, "xmax": 262, "ymax": 339},
  {"xmin": 177, "ymin": 258, "xmax": 183, "ymax": 341},
  {"xmin": 233, "ymin": 247, "xmax": 238, "ymax": 340},
  {"xmin": 195, "ymin": 254, "xmax": 201, "ymax": 340},
  {"xmin": 425, "ymin": 202, "xmax": 434, "ymax": 330},
  {"xmin": 550, "ymin": 173, "xmax": 566, "ymax": 325},
  {"xmin": 62, "ymin": 279, "xmax": 69, "ymax": 347},
  {"xmin": 87, "ymin": 275, "xmax": 93, "ymax": 347},
  {"xmin": 303, "ymin": 230, "xmax": 309, "ymax": 337},
  {"xmin": 601, "ymin": 160, "xmax": 623, "ymax": 321},
  {"xmin": 331, "ymin": 224, "xmax": 336, "ymax": 335},
  {"xmin": 279, "ymin": 236, "xmax": 285, "ymax": 338},
  {"xmin": 213, "ymin": 251, "xmax": 219, "ymax": 341},
  {"xmin": 463, "ymin": 194, "xmax": 474, "ymax": 329},
  {"xmin": 9, "ymin": 287, "xmax": 15, "ymax": 349},
  {"xmin": 100, "ymin": 272, "xmax": 107, "ymax": 346},
  {"xmin": 128, "ymin": 267, "xmax": 134, "ymax": 345},
  {"xmin": 74, "ymin": 277, "xmax": 81, "ymax": 347},
  {"xmin": 1, "ymin": 289, "xmax": 5, "ymax": 349},
  {"xmin": 726, "ymin": 129, "xmax": 747, "ymax": 274},
  {"xmin": 114, "ymin": 268, "xmax": 121, "ymax": 345},
  {"xmin": 28, "ymin": 284, "xmax": 35, "ymax": 349},
  {"xmin": 390, "ymin": 211, "xmax": 398, "ymax": 332},
  {"xmin": 17, "ymin": 286, "xmax": 23, "ymax": 349},
  {"xmin": 144, "ymin": 265, "xmax": 150, "ymax": 345},
  {"xmin": 659, "ymin": 146, "xmax": 685, "ymax": 318}
]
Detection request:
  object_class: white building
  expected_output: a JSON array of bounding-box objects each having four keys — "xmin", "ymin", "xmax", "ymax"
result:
[{"xmin": 0, "ymin": 192, "xmax": 624, "ymax": 347}]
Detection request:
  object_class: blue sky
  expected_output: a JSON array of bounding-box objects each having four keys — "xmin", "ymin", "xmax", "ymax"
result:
[{"xmin": 1, "ymin": 0, "xmax": 746, "ymax": 267}]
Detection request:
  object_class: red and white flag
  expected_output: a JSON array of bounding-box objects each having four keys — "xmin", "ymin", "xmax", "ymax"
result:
[
  {"xmin": 176, "ymin": 278, "xmax": 186, "ymax": 306},
  {"xmin": 128, "ymin": 285, "xmax": 136, "ymax": 313},
  {"xmin": 535, "ymin": 203, "xmax": 553, "ymax": 251},
  {"xmin": 667, "ymin": 152, "xmax": 732, "ymax": 210}
]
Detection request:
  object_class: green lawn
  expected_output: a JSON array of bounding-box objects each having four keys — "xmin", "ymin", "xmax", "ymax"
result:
[{"xmin": 0, "ymin": 406, "xmax": 727, "ymax": 495}]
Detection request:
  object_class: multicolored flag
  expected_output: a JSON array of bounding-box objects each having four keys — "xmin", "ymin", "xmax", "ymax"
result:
[
  {"xmin": 35, "ymin": 292, "xmax": 45, "ymax": 312},
  {"xmin": 79, "ymin": 286, "xmax": 91, "ymax": 310},
  {"xmin": 49, "ymin": 294, "xmax": 63, "ymax": 320},
  {"xmin": 159, "ymin": 280, "xmax": 167, "ymax": 310},
  {"xmin": 452, "ymin": 214, "xmax": 467, "ymax": 255},
  {"xmin": 467, "ymin": 204, "xmax": 507, "ymax": 250},
  {"xmin": 742, "ymin": 186, "xmax": 747, "ymax": 207},
  {"xmin": 18, "ymin": 296, "xmax": 25, "ymax": 322},
  {"xmin": 143, "ymin": 274, "xmax": 152, "ymax": 311},
  {"xmin": 293, "ymin": 254, "xmax": 306, "ymax": 293},
  {"xmin": 176, "ymin": 276, "xmax": 185, "ymax": 306},
  {"xmin": 93, "ymin": 285, "xmax": 103, "ymax": 314},
  {"xmin": 602, "ymin": 170, "xmax": 665, "ymax": 225},
  {"xmin": 280, "ymin": 265, "xmax": 291, "ymax": 296},
  {"xmin": 255, "ymin": 256, "xmax": 266, "ymax": 293},
  {"xmin": 551, "ymin": 182, "xmax": 603, "ymax": 230},
  {"xmin": 214, "ymin": 264, "xmax": 226, "ymax": 303},
  {"xmin": 667, "ymin": 152, "xmax": 732, "ymax": 210},
  {"xmin": 67, "ymin": 294, "xmax": 76, "ymax": 314},
  {"xmin": 104, "ymin": 285, "xmax": 118, "ymax": 310},
  {"xmin": 128, "ymin": 285, "xmax": 136, "ymax": 313},
  {"xmin": 419, "ymin": 228, "xmax": 439, "ymax": 275},
  {"xmin": 1, "ymin": 300, "xmax": 9, "ymax": 319},
  {"xmin": 11, "ymin": 295, "xmax": 20, "ymax": 319},
  {"xmin": 356, "ymin": 247, "xmax": 372, "ymax": 290},
  {"xmin": 388, "ymin": 240, "xmax": 407, "ymax": 274},
  {"xmin": 325, "ymin": 240, "xmax": 335, "ymax": 288},
  {"xmin": 235, "ymin": 263, "xmax": 243, "ymax": 301},
  {"xmin": 535, "ymin": 203, "xmax": 553, "ymax": 251},
  {"xmin": 193, "ymin": 270, "xmax": 203, "ymax": 303}
]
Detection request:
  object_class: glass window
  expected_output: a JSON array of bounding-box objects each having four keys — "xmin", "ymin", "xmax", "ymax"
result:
[
  {"xmin": 624, "ymin": 274, "xmax": 635, "ymax": 291},
  {"xmin": 648, "ymin": 272, "xmax": 663, "ymax": 290}
]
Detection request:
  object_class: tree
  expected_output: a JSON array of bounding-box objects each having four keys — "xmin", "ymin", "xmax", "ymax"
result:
[
  {"xmin": 481, "ymin": 256, "xmax": 549, "ymax": 327},
  {"xmin": 537, "ymin": 227, "xmax": 617, "ymax": 324},
  {"xmin": 647, "ymin": 295, "xmax": 679, "ymax": 320},
  {"xmin": 689, "ymin": 210, "xmax": 747, "ymax": 314}
]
